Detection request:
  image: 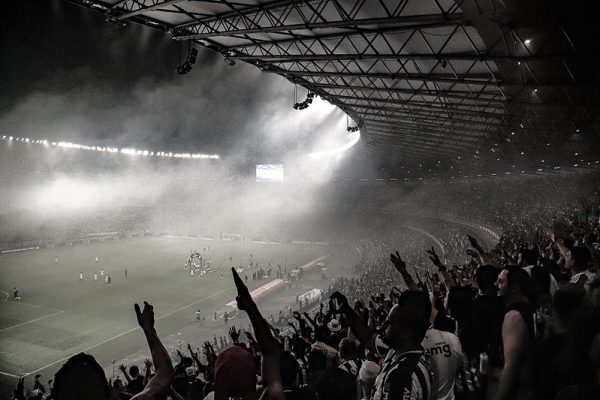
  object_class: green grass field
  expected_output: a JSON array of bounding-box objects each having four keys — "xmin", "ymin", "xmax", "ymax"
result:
[{"xmin": 0, "ymin": 237, "xmax": 325, "ymax": 395}]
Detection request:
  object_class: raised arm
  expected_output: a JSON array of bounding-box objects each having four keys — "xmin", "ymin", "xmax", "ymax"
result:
[
  {"xmin": 302, "ymin": 311, "xmax": 318, "ymax": 328},
  {"xmin": 390, "ymin": 251, "xmax": 419, "ymax": 291},
  {"xmin": 131, "ymin": 302, "xmax": 174, "ymax": 400},
  {"xmin": 143, "ymin": 359, "xmax": 153, "ymax": 386},
  {"xmin": 329, "ymin": 291, "xmax": 376, "ymax": 352},
  {"xmin": 232, "ymin": 268, "xmax": 284, "ymax": 400},
  {"xmin": 467, "ymin": 235, "xmax": 497, "ymax": 267},
  {"xmin": 187, "ymin": 344, "xmax": 205, "ymax": 372},
  {"xmin": 550, "ymin": 232, "xmax": 572, "ymax": 268},
  {"xmin": 118, "ymin": 364, "xmax": 132, "ymax": 383},
  {"xmin": 426, "ymin": 247, "xmax": 456, "ymax": 288},
  {"xmin": 228, "ymin": 326, "xmax": 241, "ymax": 345}
]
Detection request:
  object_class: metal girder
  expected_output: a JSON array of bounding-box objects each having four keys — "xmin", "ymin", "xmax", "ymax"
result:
[
  {"xmin": 347, "ymin": 103, "xmax": 595, "ymax": 125},
  {"xmin": 359, "ymin": 110, "xmax": 502, "ymax": 130},
  {"xmin": 309, "ymin": 82, "xmax": 505, "ymax": 103},
  {"xmin": 231, "ymin": 53, "xmax": 600, "ymax": 63},
  {"xmin": 363, "ymin": 118, "xmax": 492, "ymax": 139},
  {"xmin": 173, "ymin": 13, "xmax": 469, "ymax": 39},
  {"xmin": 175, "ymin": 0, "xmax": 309, "ymax": 29},
  {"xmin": 113, "ymin": 0, "xmax": 187, "ymax": 20},
  {"xmin": 332, "ymin": 94, "xmax": 505, "ymax": 114},
  {"xmin": 270, "ymin": 70, "xmax": 500, "ymax": 86},
  {"xmin": 225, "ymin": 22, "xmax": 469, "ymax": 51},
  {"xmin": 274, "ymin": 69, "xmax": 600, "ymax": 88}
]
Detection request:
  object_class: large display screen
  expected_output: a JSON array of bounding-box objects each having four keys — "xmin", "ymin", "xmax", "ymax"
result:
[{"xmin": 256, "ymin": 164, "xmax": 284, "ymax": 182}]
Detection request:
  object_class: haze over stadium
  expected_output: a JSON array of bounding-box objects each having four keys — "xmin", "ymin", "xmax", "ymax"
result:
[{"xmin": 1, "ymin": 1, "xmax": 600, "ymax": 400}]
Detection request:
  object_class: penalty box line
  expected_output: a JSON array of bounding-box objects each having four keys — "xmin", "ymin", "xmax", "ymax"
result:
[{"xmin": 14, "ymin": 287, "xmax": 231, "ymax": 378}]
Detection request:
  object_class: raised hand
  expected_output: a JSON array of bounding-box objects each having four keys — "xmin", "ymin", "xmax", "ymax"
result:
[
  {"xmin": 118, "ymin": 364, "xmax": 127, "ymax": 372},
  {"xmin": 134, "ymin": 301, "xmax": 155, "ymax": 331},
  {"xmin": 329, "ymin": 291, "xmax": 350, "ymax": 311},
  {"xmin": 203, "ymin": 341, "xmax": 216, "ymax": 362},
  {"xmin": 186, "ymin": 343, "xmax": 198, "ymax": 359},
  {"xmin": 467, "ymin": 235, "xmax": 480, "ymax": 249},
  {"xmin": 144, "ymin": 358, "xmax": 153, "ymax": 370},
  {"xmin": 232, "ymin": 267, "xmax": 252, "ymax": 311},
  {"xmin": 292, "ymin": 311, "xmax": 302, "ymax": 320},
  {"xmin": 426, "ymin": 246, "xmax": 445, "ymax": 270},
  {"xmin": 389, "ymin": 250, "xmax": 407, "ymax": 272},
  {"xmin": 228, "ymin": 326, "xmax": 240, "ymax": 343}
]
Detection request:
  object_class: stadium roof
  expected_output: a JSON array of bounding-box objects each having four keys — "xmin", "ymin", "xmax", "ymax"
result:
[{"xmin": 70, "ymin": 0, "xmax": 600, "ymax": 172}]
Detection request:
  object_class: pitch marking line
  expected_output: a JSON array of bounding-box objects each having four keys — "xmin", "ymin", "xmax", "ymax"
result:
[
  {"xmin": 17, "ymin": 287, "xmax": 231, "ymax": 377},
  {"xmin": 0, "ymin": 310, "xmax": 65, "ymax": 333},
  {"xmin": 0, "ymin": 290, "xmax": 62, "ymax": 312}
]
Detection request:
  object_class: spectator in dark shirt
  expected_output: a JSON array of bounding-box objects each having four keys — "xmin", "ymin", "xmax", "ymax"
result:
[
  {"xmin": 279, "ymin": 351, "xmax": 317, "ymax": 400},
  {"xmin": 531, "ymin": 286, "xmax": 586, "ymax": 400}
]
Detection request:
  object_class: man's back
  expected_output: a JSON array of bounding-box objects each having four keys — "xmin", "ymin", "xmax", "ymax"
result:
[
  {"xmin": 422, "ymin": 328, "xmax": 463, "ymax": 400},
  {"xmin": 372, "ymin": 349, "xmax": 432, "ymax": 400}
]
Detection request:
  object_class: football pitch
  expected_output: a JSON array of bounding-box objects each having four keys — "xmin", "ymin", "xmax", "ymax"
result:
[{"xmin": 0, "ymin": 236, "xmax": 325, "ymax": 394}]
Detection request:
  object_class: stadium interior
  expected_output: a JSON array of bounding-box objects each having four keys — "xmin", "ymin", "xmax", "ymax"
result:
[{"xmin": 1, "ymin": 1, "xmax": 600, "ymax": 400}]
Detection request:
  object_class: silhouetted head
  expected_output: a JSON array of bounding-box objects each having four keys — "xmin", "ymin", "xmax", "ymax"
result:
[{"xmin": 52, "ymin": 353, "xmax": 109, "ymax": 400}]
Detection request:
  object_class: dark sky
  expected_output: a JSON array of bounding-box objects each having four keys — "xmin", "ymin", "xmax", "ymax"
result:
[{"xmin": 0, "ymin": 0, "xmax": 358, "ymax": 168}]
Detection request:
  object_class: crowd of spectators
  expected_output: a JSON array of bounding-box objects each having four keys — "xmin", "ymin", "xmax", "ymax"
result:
[{"xmin": 11, "ymin": 191, "xmax": 600, "ymax": 400}]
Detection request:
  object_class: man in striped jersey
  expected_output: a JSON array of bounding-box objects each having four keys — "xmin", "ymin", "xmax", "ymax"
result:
[{"xmin": 330, "ymin": 290, "xmax": 433, "ymax": 400}]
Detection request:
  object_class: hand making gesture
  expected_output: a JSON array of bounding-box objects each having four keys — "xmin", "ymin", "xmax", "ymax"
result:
[
  {"xmin": 232, "ymin": 267, "xmax": 253, "ymax": 311},
  {"xmin": 134, "ymin": 301, "xmax": 155, "ymax": 331},
  {"xmin": 389, "ymin": 250, "xmax": 407, "ymax": 273},
  {"xmin": 426, "ymin": 247, "xmax": 446, "ymax": 271},
  {"xmin": 228, "ymin": 326, "xmax": 241, "ymax": 344}
]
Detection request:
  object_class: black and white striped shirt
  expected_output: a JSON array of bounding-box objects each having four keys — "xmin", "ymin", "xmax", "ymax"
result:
[{"xmin": 372, "ymin": 347, "xmax": 432, "ymax": 400}]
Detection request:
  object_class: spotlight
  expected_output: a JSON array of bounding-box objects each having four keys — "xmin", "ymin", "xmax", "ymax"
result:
[
  {"xmin": 189, "ymin": 48, "xmax": 198, "ymax": 64},
  {"xmin": 292, "ymin": 91, "xmax": 316, "ymax": 110},
  {"xmin": 176, "ymin": 44, "xmax": 199, "ymax": 75}
]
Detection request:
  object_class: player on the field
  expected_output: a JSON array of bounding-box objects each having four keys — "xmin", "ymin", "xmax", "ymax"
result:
[
  {"xmin": 125, "ymin": 269, "xmax": 128, "ymax": 279},
  {"xmin": 13, "ymin": 287, "xmax": 21, "ymax": 300},
  {"xmin": 94, "ymin": 272, "xmax": 98, "ymax": 281},
  {"xmin": 195, "ymin": 309, "xmax": 201, "ymax": 321},
  {"xmin": 54, "ymin": 257, "xmax": 59, "ymax": 264},
  {"xmin": 79, "ymin": 272, "xmax": 83, "ymax": 281},
  {"xmin": 107, "ymin": 275, "xmax": 112, "ymax": 285}
]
